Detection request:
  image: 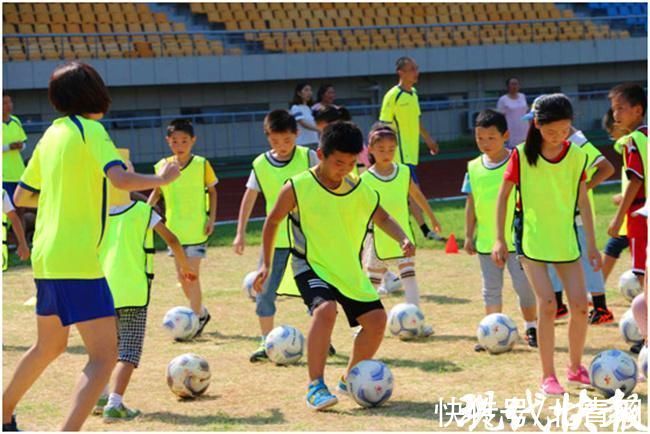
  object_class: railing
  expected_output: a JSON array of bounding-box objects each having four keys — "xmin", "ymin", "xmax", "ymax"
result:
[{"xmin": 4, "ymin": 15, "xmax": 645, "ymax": 61}]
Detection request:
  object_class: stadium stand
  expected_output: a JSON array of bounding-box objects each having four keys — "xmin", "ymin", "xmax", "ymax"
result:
[{"xmin": 3, "ymin": 2, "xmax": 638, "ymax": 60}]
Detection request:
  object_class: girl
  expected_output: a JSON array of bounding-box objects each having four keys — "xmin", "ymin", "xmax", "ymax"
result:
[
  {"xmin": 492, "ymin": 94, "xmax": 602, "ymax": 396},
  {"xmin": 289, "ymin": 83, "xmax": 320, "ymax": 150},
  {"xmin": 2, "ymin": 62, "xmax": 180, "ymax": 431},
  {"xmin": 361, "ymin": 124, "xmax": 442, "ymax": 336}
]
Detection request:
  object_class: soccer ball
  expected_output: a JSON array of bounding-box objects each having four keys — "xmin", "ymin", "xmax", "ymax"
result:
[
  {"xmin": 162, "ymin": 306, "xmax": 199, "ymax": 341},
  {"xmin": 638, "ymin": 346, "xmax": 648, "ymax": 378},
  {"xmin": 619, "ymin": 309, "xmax": 644, "ymax": 344},
  {"xmin": 387, "ymin": 303, "xmax": 424, "ymax": 340},
  {"xmin": 476, "ymin": 313, "xmax": 519, "ymax": 354},
  {"xmin": 166, "ymin": 353, "xmax": 211, "ymax": 398},
  {"xmin": 264, "ymin": 325, "xmax": 304, "ymax": 365},
  {"xmin": 347, "ymin": 360, "xmax": 394, "ymax": 408},
  {"xmin": 242, "ymin": 271, "xmax": 258, "ymax": 301},
  {"xmin": 619, "ymin": 270, "xmax": 642, "ymax": 302},
  {"xmin": 589, "ymin": 349, "xmax": 637, "ymax": 397}
]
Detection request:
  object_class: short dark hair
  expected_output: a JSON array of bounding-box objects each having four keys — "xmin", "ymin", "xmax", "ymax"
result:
[
  {"xmin": 316, "ymin": 84, "xmax": 334, "ymax": 103},
  {"xmin": 395, "ymin": 56, "xmax": 415, "ymax": 71},
  {"xmin": 320, "ymin": 121, "xmax": 364, "ymax": 157},
  {"xmin": 475, "ymin": 109, "xmax": 508, "ymax": 134},
  {"xmin": 505, "ymin": 77, "xmax": 518, "ymax": 87},
  {"xmin": 264, "ymin": 109, "xmax": 297, "ymax": 134},
  {"xmin": 48, "ymin": 62, "xmax": 111, "ymax": 115},
  {"xmin": 313, "ymin": 105, "xmax": 351, "ymax": 124},
  {"xmin": 602, "ymin": 108, "xmax": 615, "ymax": 133},
  {"xmin": 608, "ymin": 83, "xmax": 647, "ymax": 116},
  {"xmin": 166, "ymin": 118, "xmax": 194, "ymax": 137}
]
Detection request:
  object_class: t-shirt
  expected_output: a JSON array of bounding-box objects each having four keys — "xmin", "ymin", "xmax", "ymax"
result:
[
  {"xmin": 624, "ymin": 138, "xmax": 646, "ymax": 203},
  {"xmin": 460, "ymin": 152, "xmax": 511, "ymax": 194},
  {"xmin": 3, "ymin": 190, "xmax": 14, "ymax": 214},
  {"xmin": 503, "ymin": 141, "xmax": 586, "ymax": 185},
  {"xmin": 379, "ymin": 85, "xmax": 421, "ymax": 166},
  {"xmin": 109, "ymin": 201, "xmax": 162, "ymax": 229},
  {"xmin": 159, "ymin": 155, "xmax": 219, "ymax": 187},
  {"xmin": 290, "ymin": 104, "xmax": 320, "ymax": 146},
  {"xmin": 2, "ymin": 115, "xmax": 28, "ymax": 182},
  {"xmin": 368, "ymin": 163, "xmax": 398, "ymax": 181},
  {"xmin": 308, "ymin": 167, "xmax": 359, "ymax": 195},
  {"xmin": 496, "ymin": 93, "xmax": 529, "ymax": 149},
  {"xmin": 246, "ymin": 149, "xmax": 319, "ymax": 192},
  {"xmin": 20, "ymin": 115, "xmax": 125, "ymax": 279}
]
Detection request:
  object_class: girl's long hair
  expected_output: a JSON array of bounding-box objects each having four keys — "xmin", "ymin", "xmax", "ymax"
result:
[{"xmin": 524, "ymin": 94, "xmax": 573, "ymax": 166}]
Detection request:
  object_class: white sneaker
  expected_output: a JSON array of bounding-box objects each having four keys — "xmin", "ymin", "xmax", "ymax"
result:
[
  {"xmin": 377, "ymin": 286, "xmax": 389, "ymax": 296},
  {"xmin": 420, "ymin": 325, "xmax": 434, "ymax": 337},
  {"xmin": 383, "ymin": 275, "xmax": 403, "ymax": 293},
  {"xmin": 426, "ymin": 231, "xmax": 445, "ymax": 241}
]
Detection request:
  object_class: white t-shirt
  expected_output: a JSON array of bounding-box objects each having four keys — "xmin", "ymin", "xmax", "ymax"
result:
[
  {"xmin": 497, "ymin": 93, "xmax": 530, "ymax": 149},
  {"xmin": 368, "ymin": 163, "xmax": 398, "ymax": 181},
  {"xmin": 109, "ymin": 201, "xmax": 162, "ymax": 229},
  {"xmin": 3, "ymin": 190, "xmax": 15, "ymax": 214},
  {"xmin": 289, "ymin": 104, "xmax": 320, "ymax": 146},
  {"xmin": 246, "ymin": 149, "xmax": 319, "ymax": 192}
]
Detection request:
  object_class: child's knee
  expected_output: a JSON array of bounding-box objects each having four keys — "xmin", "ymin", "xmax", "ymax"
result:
[
  {"xmin": 360, "ymin": 309, "xmax": 387, "ymax": 334},
  {"xmin": 538, "ymin": 297, "xmax": 557, "ymax": 318},
  {"xmin": 255, "ymin": 296, "xmax": 276, "ymax": 317},
  {"xmin": 313, "ymin": 301, "xmax": 337, "ymax": 323},
  {"xmin": 34, "ymin": 340, "xmax": 67, "ymax": 360}
]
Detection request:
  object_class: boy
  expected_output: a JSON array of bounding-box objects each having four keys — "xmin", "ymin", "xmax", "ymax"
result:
[
  {"xmin": 95, "ymin": 153, "xmax": 196, "ymax": 422},
  {"xmin": 233, "ymin": 109, "xmax": 320, "ymax": 362},
  {"xmin": 254, "ymin": 122, "xmax": 415, "ymax": 410},
  {"xmin": 148, "ymin": 119, "xmax": 218, "ymax": 338},
  {"xmin": 607, "ymin": 84, "xmax": 647, "ymax": 284},
  {"xmin": 462, "ymin": 109, "xmax": 538, "ymax": 349},
  {"xmin": 3, "ymin": 189, "xmax": 30, "ymax": 270}
]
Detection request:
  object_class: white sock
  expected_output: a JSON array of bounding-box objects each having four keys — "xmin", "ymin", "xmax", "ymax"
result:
[
  {"xmin": 107, "ymin": 393, "xmax": 123, "ymax": 409},
  {"xmin": 383, "ymin": 270, "xmax": 397, "ymax": 284},
  {"xmin": 399, "ymin": 267, "xmax": 419, "ymax": 306},
  {"xmin": 200, "ymin": 306, "xmax": 208, "ymax": 318},
  {"xmin": 368, "ymin": 271, "xmax": 384, "ymax": 289},
  {"xmin": 525, "ymin": 320, "xmax": 537, "ymax": 330}
]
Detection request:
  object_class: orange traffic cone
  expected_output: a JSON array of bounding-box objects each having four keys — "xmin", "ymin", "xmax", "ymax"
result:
[{"xmin": 445, "ymin": 233, "xmax": 459, "ymax": 254}]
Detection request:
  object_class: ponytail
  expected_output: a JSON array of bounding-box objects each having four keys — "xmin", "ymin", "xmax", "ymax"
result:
[{"xmin": 524, "ymin": 123, "xmax": 543, "ymax": 166}]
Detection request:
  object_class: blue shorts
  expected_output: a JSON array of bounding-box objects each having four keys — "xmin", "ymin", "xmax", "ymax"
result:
[
  {"xmin": 2, "ymin": 182, "xmax": 18, "ymax": 207},
  {"xmin": 35, "ymin": 278, "xmax": 116, "ymax": 326},
  {"xmin": 604, "ymin": 236, "xmax": 629, "ymax": 259},
  {"xmin": 406, "ymin": 164, "xmax": 420, "ymax": 185}
]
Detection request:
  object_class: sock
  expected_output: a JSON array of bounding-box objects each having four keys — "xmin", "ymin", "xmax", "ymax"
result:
[
  {"xmin": 383, "ymin": 270, "xmax": 398, "ymax": 284},
  {"xmin": 524, "ymin": 320, "xmax": 537, "ymax": 330},
  {"xmin": 420, "ymin": 224, "xmax": 431, "ymax": 237},
  {"xmin": 368, "ymin": 271, "xmax": 384, "ymax": 289},
  {"xmin": 554, "ymin": 291, "xmax": 564, "ymax": 307},
  {"xmin": 399, "ymin": 266, "xmax": 419, "ymax": 305},
  {"xmin": 592, "ymin": 294, "xmax": 607, "ymax": 310},
  {"xmin": 107, "ymin": 393, "xmax": 122, "ymax": 409},
  {"xmin": 199, "ymin": 306, "xmax": 208, "ymax": 319}
]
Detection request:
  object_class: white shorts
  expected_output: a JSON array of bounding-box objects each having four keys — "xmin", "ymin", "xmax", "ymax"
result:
[
  {"xmin": 167, "ymin": 243, "xmax": 207, "ymax": 259},
  {"xmin": 363, "ymin": 233, "xmax": 413, "ymax": 270}
]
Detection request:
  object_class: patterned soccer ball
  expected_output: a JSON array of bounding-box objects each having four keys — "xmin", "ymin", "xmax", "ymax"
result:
[
  {"xmin": 347, "ymin": 360, "xmax": 394, "ymax": 408},
  {"xmin": 589, "ymin": 349, "xmax": 637, "ymax": 398},
  {"xmin": 619, "ymin": 309, "xmax": 644, "ymax": 345},
  {"xmin": 166, "ymin": 353, "xmax": 211, "ymax": 398},
  {"xmin": 638, "ymin": 346, "xmax": 648, "ymax": 378},
  {"xmin": 387, "ymin": 303, "xmax": 424, "ymax": 340},
  {"xmin": 162, "ymin": 306, "xmax": 199, "ymax": 341},
  {"xmin": 476, "ymin": 313, "xmax": 519, "ymax": 354},
  {"xmin": 242, "ymin": 271, "xmax": 258, "ymax": 302},
  {"xmin": 264, "ymin": 325, "xmax": 304, "ymax": 365},
  {"xmin": 619, "ymin": 270, "xmax": 642, "ymax": 302}
]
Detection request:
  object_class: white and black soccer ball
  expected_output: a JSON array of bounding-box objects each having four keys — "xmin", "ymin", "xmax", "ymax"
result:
[
  {"xmin": 638, "ymin": 346, "xmax": 648, "ymax": 378},
  {"xmin": 589, "ymin": 349, "xmax": 637, "ymax": 398},
  {"xmin": 387, "ymin": 303, "xmax": 424, "ymax": 340},
  {"xmin": 619, "ymin": 309, "xmax": 644, "ymax": 345},
  {"xmin": 242, "ymin": 271, "xmax": 258, "ymax": 302},
  {"xmin": 476, "ymin": 313, "xmax": 519, "ymax": 354},
  {"xmin": 347, "ymin": 359, "xmax": 394, "ymax": 408},
  {"xmin": 264, "ymin": 325, "xmax": 304, "ymax": 365},
  {"xmin": 162, "ymin": 306, "xmax": 199, "ymax": 341},
  {"xmin": 619, "ymin": 270, "xmax": 642, "ymax": 302},
  {"xmin": 166, "ymin": 353, "xmax": 211, "ymax": 398}
]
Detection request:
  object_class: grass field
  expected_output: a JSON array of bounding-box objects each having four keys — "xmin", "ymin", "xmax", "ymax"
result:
[{"xmin": 2, "ymin": 183, "xmax": 647, "ymax": 431}]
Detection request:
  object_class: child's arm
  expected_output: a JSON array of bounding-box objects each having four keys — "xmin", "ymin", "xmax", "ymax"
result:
[
  {"xmin": 408, "ymin": 180, "xmax": 441, "ymax": 233},
  {"xmin": 608, "ymin": 176, "xmax": 643, "ymax": 237},
  {"xmin": 233, "ymin": 188, "xmax": 259, "ymax": 255},
  {"xmin": 204, "ymin": 185, "xmax": 218, "ymax": 237},
  {"xmin": 253, "ymin": 183, "xmax": 296, "ymax": 292},
  {"xmin": 106, "ymin": 161, "xmax": 180, "ymax": 192},
  {"xmin": 6, "ymin": 210, "xmax": 29, "ymax": 261},
  {"xmin": 578, "ymin": 181, "xmax": 602, "ymax": 271},
  {"xmin": 13, "ymin": 186, "xmax": 39, "ymax": 208},
  {"xmin": 491, "ymin": 180, "xmax": 515, "ymax": 268},
  {"xmin": 464, "ymin": 194, "xmax": 477, "ymax": 255},
  {"xmin": 586, "ymin": 157, "xmax": 615, "ymax": 190},
  {"xmin": 372, "ymin": 206, "xmax": 416, "ymax": 257},
  {"xmin": 147, "ymin": 188, "xmax": 161, "ymax": 207},
  {"xmin": 419, "ymin": 124, "xmax": 439, "ymax": 155},
  {"xmin": 153, "ymin": 221, "xmax": 197, "ymax": 282}
]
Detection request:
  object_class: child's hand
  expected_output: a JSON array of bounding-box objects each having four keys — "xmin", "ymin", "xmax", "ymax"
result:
[
  {"xmin": 612, "ymin": 194, "xmax": 623, "ymax": 206},
  {"xmin": 607, "ymin": 215, "xmax": 624, "ymax": 238},
  {"xmin": 204, "ymin": 219, "xmax": 215, "ymax": 236},
  {"xmin": 159, "ymin": 161, "xmax": 181, "ymax": 184},
  {"xmin": 464, "ymin": 238, "xmax": 476, "ymax": 256},
  {"xmin": 233, "ymin": 233, "xmax": 245, "ymax": 255},
  {"xmin": 17, "ymin": 242, "xmax": 30, "ymax": 261},
  {"xmin": 401, "ymin": 238, "xmax": 416, "ymax": 257},
  {"xmin": 491, "ymin": 240, "xmax": 508, "ymax": 268},
  {"xmin": 253, "ymin": 265, "xmax": 269, "ymax": 293},
  {"xmin": 588, "ymin": 244, "xmax": 602, "ymax": 272}
]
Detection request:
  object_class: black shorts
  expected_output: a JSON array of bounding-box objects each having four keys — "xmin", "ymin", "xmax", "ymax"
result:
[
  {"xmin": 295, "ymin": 268, "xmax": 384, "ymax": 327},
  {"xmin": 604, "ymin": 235, "xmax": 629, "ymax": 259}
]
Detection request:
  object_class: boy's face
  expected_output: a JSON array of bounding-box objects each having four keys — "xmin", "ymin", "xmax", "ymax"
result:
[
  {"xmin": 3, "ymin": 96, "xmax": 13, "ymax": 117},
  {"xmin": 317, "ymin": 148, "xmax": 358, "ymax": 182},
  {"xmin": 474, "ymin": 126, "xmax": 508, "ymax": 154},
  {"xmin": 166, "ymin": 131, "xmax": 196, "ymax": 156},
  {"xmin": 266, "ymin": 131, "xmax": 296, "ymax": 158},
  {"xmin": 534, "ymin": 119, "xmax": 572, "ymax": 146},
  {"xmin": 610, "ymin": 94, "xmax": 644, "ymax": 131},
  {"xmin": 369, "ymin": 138, "xmax": 397, "ymax": 165}
]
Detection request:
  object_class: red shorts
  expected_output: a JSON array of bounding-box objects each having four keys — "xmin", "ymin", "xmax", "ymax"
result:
[{"xmin": 627, "ymin": 207, "xmax": 647, "ymax": 275}]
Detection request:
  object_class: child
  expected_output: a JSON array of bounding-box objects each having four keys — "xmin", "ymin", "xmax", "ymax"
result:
[
  {"xmin": 492, "ymin": 94, "xmax": 601, "ymax": 396},
  {"xmin": 462, "ymin": 109, "xmax": 538, "ymax": 349},
  {"xmin": 2, "ymin": 189, "xmax": 30, "ymax": 270},
  {"xmin": 361, "ymin": 123, "xmax": 438, "ymax": 337},
  {"xmin": 95, "ymin": 153, "xmax": 196, "ymax": 422},
  {"xmin": 3, "ymin": 61, "xmax": 180, "ymax": 431},
  {"xmin": 607, "ymin": 84, "xmax": 647, "ymax": 285},
  {"xmin": 253, "ymin": 121, "xmax": 414, "ymax": 410},
  {"xmin": 148, "ymin": 119, "xmax": 218, "ymax": 338},
  {"xmin": 233, "ymin": 109, "xmax": 320, "ymax": 362}
]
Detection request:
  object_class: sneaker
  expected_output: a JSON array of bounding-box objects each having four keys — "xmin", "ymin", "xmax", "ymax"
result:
[
  {"xmin": 588, "ymin": 307, "xmax": 614, "ymax": 325},
  {"xmin": 541, "ymin": 375, "xmax": 565, "ymax": 396},
  {"xmin": 249, "ymin": 342, "xmax": 268, "ymax": 363},
  {"xmin": 474, "ymin": 343, "xmax": 486, "ymax": 352},
  {"xmin": 426, "ymin": 231, "xmax": 446, "ymax": 241},
  {"xmin": 103, "ymin": 403, "xmax": 141, "ymax": 423},
  {"xmin": 328, "ymin": 343, "xmax": 336, "ymax": 357},
  {"xmin": 193, "ymin": 309, "xmax": 211, "ymax": 338},
  {"xmin": 336, "ymin": 375, "xmax": 349, "ymax": 396},
  {"xmin": 306, "ymin": 378, "xmax": 338, "ymax": 411},
  {"xmin": 567, "ymin": 365, "xmax": 591, "ymax": 388},
  {"xmin": 2, "ymin": 415, "xmax": 19, "ymax": 432},
  {"xmin": 383, "ymin": 275, "xmax": 403, "ymax": 293},
  {"xmin": 555, "ymin": 303, "xmax": 569, "ymax": 320},
  {"xmin": 630, "ymin": 342, "xmax": 644, "ymax": 354},
  {"xmin": 377, "ymin": 286, "xmax": 389, "ymax": 296},
  {"xmin": 525, "ymin": 327, "xmax": 538, "ymax": 348},
  {"xmin": 93, "ymin": 395, "xmax": 108, "ymax": 415},
  {"xmin": 419, "ymin": 324, "xmax": 434, "ymax": 338}
]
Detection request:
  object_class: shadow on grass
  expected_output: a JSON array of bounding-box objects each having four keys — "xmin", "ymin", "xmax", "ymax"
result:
[
  {"xmin": 2, "ymin": 344, "xmax": 86, "ymax": 355},
  {"xmin": 201, "ymin": 330, "xmax": 259, "ymax": 343},
  {"xmin": 419, "ymin": 294, "xmax": 471, "ymax": 304},
  {"xmin": 142, "ymin": 407, "xmax": 284, "ymax": 426},
  {"xmin": 381, "ymin": 357, "xmax": 462, "ymax": 373},
  {"xmin": 431, "ymin": 334, "xmax": 476, "ymax": 343}
]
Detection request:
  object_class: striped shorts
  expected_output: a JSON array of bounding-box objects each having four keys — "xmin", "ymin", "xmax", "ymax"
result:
[{"xmin": 116, "ymin": 307, "xmax": 148, "ymax": 368}]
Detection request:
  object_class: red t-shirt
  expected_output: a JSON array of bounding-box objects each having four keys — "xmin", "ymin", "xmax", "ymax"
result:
[
  {"xmin": 624, "ymin": 127, "xmax": 646, "ymax": 203},
  {"xmin": 503, "ymin": 141, "xmax": 586, "ymax": 185}
]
